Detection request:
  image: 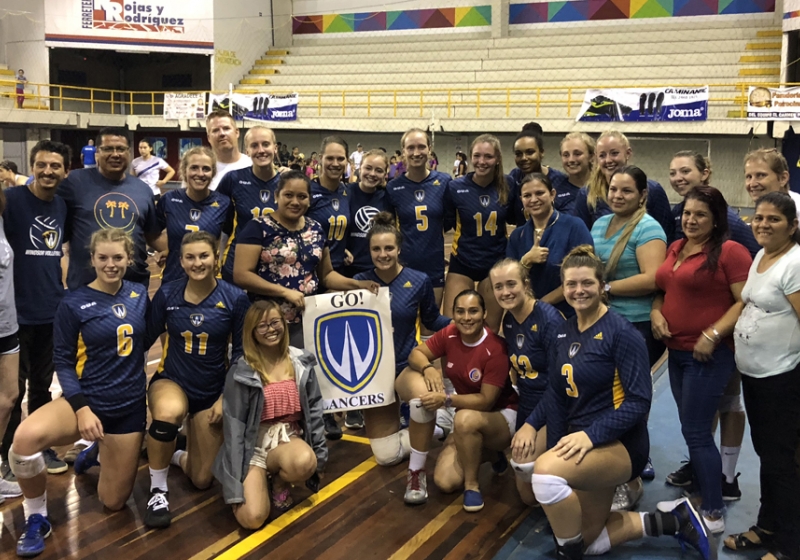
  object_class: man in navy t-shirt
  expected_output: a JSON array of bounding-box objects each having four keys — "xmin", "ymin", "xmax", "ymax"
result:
[
  {"xmin": 80, "ymin": 139, "xmax": 97, "ymax": 169},
  {"xmin": 1, "ymin": 140, "xmax": 71, "ymax": 475},
  {"xmin": 57, "ymin": 127, "xmax": 162, "ymax": 290}
]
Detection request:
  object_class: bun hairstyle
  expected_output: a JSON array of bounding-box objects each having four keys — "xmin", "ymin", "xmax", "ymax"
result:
[
  {"xmin": 367, "ymin": 211, "xmax": 402, "ymax": 247},
  {"xmin": 515, "ymin": 122, "xmax": 544, "ymax": 152},
  {"xmin": 561, "ymin": 244, "xmax": 606, "ymax": 288},
  {"xmin": 672, "ymin": 150, "xmax": 712, "ymax": 185}
]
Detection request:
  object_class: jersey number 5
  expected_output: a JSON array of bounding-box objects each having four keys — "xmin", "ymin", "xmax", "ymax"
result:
[
  {"xmin": 116, "ymin": 324, "xmax": 133, "ymax": 357},
  {"xmin": 561, "ymin": 364, "xmax": 579, "ymax": 398},
  {"xmin": 415, "ymin": 206, "xmax": 428, "ymax": 231},
  {"xmin": 473, "ymin": 211, "xmax": 498, "ymax": 237}
]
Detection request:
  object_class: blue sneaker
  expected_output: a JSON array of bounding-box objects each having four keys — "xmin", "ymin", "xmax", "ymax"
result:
[
  {"xmin": 670, "ymin": 498, "xmax": 716, "ymax": 560},
  {"xmin": 641, "ymin": 457, "xmax": 655, "ymax": 481},
  {"xmin": 73, "ymin": 442, "xmax": 99, "ymax": 475},
  {"xmin": 463, "ymin": 489, "xmax": 484, "ymax": 512},
  {"xmin": 16, "ymin": 513, "xmax": 51, "ymax": 557}
]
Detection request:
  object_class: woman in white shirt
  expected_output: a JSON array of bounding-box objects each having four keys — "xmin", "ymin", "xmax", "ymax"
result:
[
  {"xmin": 730, "ymin": 191, "xmax": 800, "ymax": 560},
  {"xmin": 131, "ymin": 139, "xmax": 175, "ymax": 199}
]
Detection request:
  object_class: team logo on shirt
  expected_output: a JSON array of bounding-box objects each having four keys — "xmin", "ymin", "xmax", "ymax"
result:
[
  {"xmin": 332, "ymin": 199, "xmax": 340, "ymax": 212},
  {"xmin": 94, "ymin": 193, "xmax": 140, "ymax": 233},
  {"xmin": 414, "ymin": 190, "xmax": 425, "ymax": 202},
  {"xmin": 355, "ymin": 206, "xmax": 379, "ymax": 233},
  {"xmin": 29, "ymin": 216, "xmax": 62, "ymax": 252},
  {"xmin": 569, "ymin": 342, "xmax": 581, "ymax": 358},
  {"xmin": 432, "ymin": 180, "xmax": 440, "ymax": 186},
  {"xmin": 190, "ymin": 313, "xmax": 204, "ymax": 327},
  {"xmin": 189, "ymin": 209, "xmax": 202, "ymax": 222},
  {"xmin": 112, "ymin": 304, "xmax": 127, "ymax": 319},
  {"xmin": 531, "ymin": 324, "xmax": 538, "ymax": 332},
  {"xmin": 516, "ymin": 334, "xmax": 525, "ymax": 349},
  {"xmin": 260, "ymin": 190, "xmax": 271, "ymax": 204},
  {"xmin": 479, "ymin": 195, "xmax": 490, "ymax": 208},
  {"xmin": 315, "ymin": 310, "xmax": 382, "ymax": 394},
  {"xmin": 468, "ymin": 368, "xmax": 482, "ymax": 382}
]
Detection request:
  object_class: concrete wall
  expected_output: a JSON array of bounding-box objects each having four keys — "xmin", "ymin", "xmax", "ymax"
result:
[
  {"xmin": 212, "ymin": 0, "xmax": 274, "ymax": 90},
  {"xmin": 1, "ymin": 0, "xmax": 49, "ymax": 106}
]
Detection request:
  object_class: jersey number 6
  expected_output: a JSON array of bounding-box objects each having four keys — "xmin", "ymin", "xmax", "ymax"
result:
[{"xmin": 116, "ymin": 324, "xmax": 134, "ymax": 357}]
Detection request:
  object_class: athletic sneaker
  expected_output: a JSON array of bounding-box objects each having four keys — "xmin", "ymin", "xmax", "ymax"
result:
[
  {"xmin": 43, "ymin": 449, "xmax": 68, "ymax": 475},
  {"xmin": 143, "ymin": 489, "xmax": 171, "ymax": 529},
  {"xmin": 610, "ymin": 481, "xmax": 643, "ymax": 512},
  {"xmin": 73, "ymin": 442, "xmax": 100, "ymax": 475},
  {"xmin": 667, "ymin": 461, "xmax": 694, "ymax": 487},
  {"xmin": 344, "ymin": 410, "xmax": 364, "ymax": 430},
  {"xmin": 404, "ymin": 469, "xmax": 427, "ymax": 505},
  {"xmin": 667, "ymin": 498, "xmax": 716, "ymax": 560},
  {"xmin": 463, "ymin": 489, "xmax": 484, "ymax": 512},
  {"xmin": 491, "ymin": 451, "xmax": 508, "ymax": 476},
  {"xmin": 641, "ymin": 457, "xmax": 655, "ymax": 481},
  {"xmin": 324, "ymin": 414, "xmax": 342, "ymax": 440},
  {"xmin": 63, "ymin": 443, "xmax": 88, "ymax": 465},
  {"xmin": 0, "ymin": 477, "xmax": 22, "ymax": 498},
  {"xmin": 722, "ymin": 473, "xmax": 741, "ymax": 502},
  {"xmin": 1, "ymin": 461, "xmax": 16, "ymax": 482},
  {"xmin": 16, "ymin": 514, "xmax": 51, "ymax": 557},
  {"xmin": 657, "ymin": 498, "xmax": 725, "ymax": 535}
]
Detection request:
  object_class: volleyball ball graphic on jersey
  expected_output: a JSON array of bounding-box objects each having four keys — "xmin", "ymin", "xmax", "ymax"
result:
[
  {"xmin": 355, "ymin": 206, "xmax": 379, "ymax": 233},
  {"xmin": 315, "ymin": 311, "xmax": 383, "ymax": 394},
  {"xmin": 29, "ymin": 216, "xmax": 62, "ymax": 251}
]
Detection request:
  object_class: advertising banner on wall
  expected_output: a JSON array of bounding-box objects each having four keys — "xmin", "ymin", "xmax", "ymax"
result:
[
  {"xmin": 747, "ymin": 86, "xmax": 800, "ymax": 120},
  {"xmin": 208, "ymin": 93, "xmax": 299, "ymax": 122},
  {"xmin": 303, "ymin": 289, "xmax": 396, "ymax": 412},
  {"xmin": 163, "ymin": 93, "xmax": 206, "ymax": 120},
  {"xmin": 44, "ymin": 1, "xmax": 214, "ymax": 54},
  {"xmin": 576, "ymin": 86, "xmax": 709, "ymax": 122}
]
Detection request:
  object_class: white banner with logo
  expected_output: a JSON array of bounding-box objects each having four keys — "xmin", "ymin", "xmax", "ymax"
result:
[
  {"xmin": 208, "ymin": 93, "xmax": 299, "ymax": 122},
  {"xmin": 747, "ymin": 86, "xmax": 800, "ymax": 120},
  {"xmin": 163, "ymin": 93, "xmax": 206, "ymax": 120},
  {"xmin": 303, "ymin": 288, "xmax": 396, "ymax": 412},
  {"xmin": 44, "ymin": 0, "xmax": 214, "ymax": 54},
  {"xmin": 576, "ymin": 86, "xmax": 709, "ymax": 122}
]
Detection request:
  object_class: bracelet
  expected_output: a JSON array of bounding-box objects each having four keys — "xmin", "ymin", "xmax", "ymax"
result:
[
  {"xmin": 423, "ymin": 363, "xmax": 436, "ymax": 372},
  {"xmin": 710, "ymin": 327, "xmax": 721, "ymax": 342},
  {"xmin": 701, "ymin": 331, "xmax": 716, "ymax": 344}
]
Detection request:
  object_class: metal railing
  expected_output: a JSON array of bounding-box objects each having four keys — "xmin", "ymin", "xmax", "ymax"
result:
[{"xmin": 0, "ymin": 79, "xmax": 794, "ymax": 119}]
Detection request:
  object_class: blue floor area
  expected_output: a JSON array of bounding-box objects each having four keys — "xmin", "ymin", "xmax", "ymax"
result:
[{"xmin": 494, "ymin": 372, "xmax": 762, "ymax": 560}]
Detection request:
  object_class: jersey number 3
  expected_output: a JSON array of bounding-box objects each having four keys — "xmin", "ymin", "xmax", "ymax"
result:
[{"xmin": 561, "ymin": 364, "xmax": 579, "ymax": 398}]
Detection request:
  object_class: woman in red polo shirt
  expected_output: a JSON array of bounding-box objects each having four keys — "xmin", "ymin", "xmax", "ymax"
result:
[
  {"xmin": 650, "ymin": 186, "xmax": 752, "ymax": 535},
  {"xmin": 395, "ymin": 289, "xmax": 517, "ymax": 512}
]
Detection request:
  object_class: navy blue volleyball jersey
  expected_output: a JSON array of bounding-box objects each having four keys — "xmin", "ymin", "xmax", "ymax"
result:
[
  {"xmin": 548, "ymin": 310, "xmax": 651, "ymax": 448},
  {"xmin": 354, "ymin": 267, "xmax": 450, "ymax": 372},
  {"xmin": 146, "ymin": 279, "xmax": 249, "ymax": 404},
  {"xmin": 448, "ymin": 173, "xmax": 512, "ymax": 270},
  {"xmin": 385, "ymin": 171, "xmax": 452, "ymax": 286},
  {"xmin": 156, "ymin": 189, "xmax": 231, "ymax": 283},
  {"xmin": 217, "ymin": 167, "xmax": 279, "ymax": 281},
  {"xmin": 345, "ymin": 185, "xmax": 389, "ymax": 274},
  {"xmin": 502, "ymin": 301, "xmax": 564, "ymax": 420},
  {"xmin": 54, "ymin": 280, "xmax": 150, "ymax": 414},
  {"xmin": 308, "ymin": 181, "xmax": 349, "ymax": 271}
]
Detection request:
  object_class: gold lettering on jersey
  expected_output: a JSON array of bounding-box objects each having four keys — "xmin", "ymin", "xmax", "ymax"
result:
[
  {"xmin": 569, "ymin": 342, "xmax": 581, "ymax": 358},
  {"xmin": 112, "ymin": 303, "xmax": 127, "ymax": 319}
]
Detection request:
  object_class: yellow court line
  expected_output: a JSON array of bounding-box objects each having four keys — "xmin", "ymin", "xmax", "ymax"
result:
[
  {"xmin": 387, "ymin": 498, "xmax": 462, "ymax": 560},
  {"xmin": 341, "ymin": 433, "xmax": 371, "ymax": 445},
  {"xmin": 215, "ymin": 457, "xmax": 378, "ymax": 559}
]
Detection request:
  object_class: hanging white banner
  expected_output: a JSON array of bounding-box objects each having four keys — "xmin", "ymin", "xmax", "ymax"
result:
[
  {"xmin": 747, "ymin": 86, "xmax": 800, "ymax": 120},
  {"xmin": 303, "ymin": 288, "xmax": 396, "ymax": 412},
  {"xmin": 163, "ymin": 93, "xmax": 206, "ymax": 119}
]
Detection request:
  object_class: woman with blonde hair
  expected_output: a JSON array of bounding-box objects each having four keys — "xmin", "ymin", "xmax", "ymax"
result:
[
  {"xmin": 558, "ymin": 132, "xmax": 595, "ymax": 214},
  {"xmin": 744, "ymin": 148, "xmax": 800, "ymax": 219},
  {"xmin": 572, "ymin": 130, "xmax": 674, "ymax": 243},
  {"xmin": 214, "ymin": 300, "xmax": 326, "ymax": 529}
]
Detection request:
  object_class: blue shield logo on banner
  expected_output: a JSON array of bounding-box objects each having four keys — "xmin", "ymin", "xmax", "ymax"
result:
[{"xmin": 315, "ymin": 311, "xmax": 382, "ymax": 394}]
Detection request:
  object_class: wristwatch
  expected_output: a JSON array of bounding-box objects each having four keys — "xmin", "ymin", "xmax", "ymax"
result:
[
  {"xmin": 445, "ymin": 394, "xmax": 453, "ymax": 408},
  {"xmin": 604, "ymin": 282, "xmax": 612, "ymax": 294}
]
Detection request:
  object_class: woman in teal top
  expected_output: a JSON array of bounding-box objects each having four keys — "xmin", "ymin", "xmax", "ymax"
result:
[{"xmin": 591, "ymin": 166, "xmax": 667, "ymax": 368}]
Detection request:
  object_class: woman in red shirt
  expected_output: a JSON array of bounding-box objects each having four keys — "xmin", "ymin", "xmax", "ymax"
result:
[
  {"xmin": 395, "ymin": 289, "xmax": 517, "ymax": 512},
  {"xmin": 651, "ymin": 186, "xmax": 752, "ymax": 535}
]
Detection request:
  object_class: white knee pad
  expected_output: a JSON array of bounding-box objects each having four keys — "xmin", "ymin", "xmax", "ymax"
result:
[
  {"xmin": 8, "ymin": 447, "xmax": 45, "ymax": 479},
  {"xmin": 718, "ymin": 394, "xmax": 744, "ymax": 413},
  {"xmin": 531, "ymin": 473, "xmax": 573, "ymax": 506},
  {"xmin": 409, "ymin": 398, "xmax": 436, "ymax": 424},
  {"xmin": 370, "ymin": 429, "xmax": 411, "ymax": 466},
  {"xmin": 510, "ymin": 460, "xmax": 534, "ymax": 483},
  {"xmin": 585, "ymin": 527, "xmax": 611, "ymax": 556}
]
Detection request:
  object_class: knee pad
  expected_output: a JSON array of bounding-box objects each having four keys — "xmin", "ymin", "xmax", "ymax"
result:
[
  {"xmin": 510, "ymin": 460, "xmax": 534, "ymax": 483},
  {"xmin": 370, "ymin": 430, "xmax": 410, "ymax": 466},
  {"xmin": 8, "ymin": 447, "xmax": 45, "ymax": 479},
  {"xmin": 718, "ymin": 394, "xmax": 744, "ymax": 414},
  {"xmin": 148, "ymin": 420, "xmax": 180, "ymax": 442},
  {"xmin": 531, "ymin": 473, "xmax": 573, "ymax": 506},
  {"xmin": 585, "ymin": 527, "xmax": 611, "ymax": 556},
  {"xmin": 409, "ymin": 398, "xmax": 436, "ymax": 424}
]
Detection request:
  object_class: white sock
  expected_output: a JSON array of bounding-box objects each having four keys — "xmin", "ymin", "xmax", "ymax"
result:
[
  {"xmin": 149, "ymin": 466, "xmax": 169, "ymax": 492},
  {"xmin": 76, "ymin": 439, "xmax": 91, "ymax": 447},
  {"xmin": 171, "ymin": 450, "xmax": 186, "ymax": 469},
  {"xmin": 720, "ymin": 446, "xmax": 741, "ymax": 483},
  {"xmin": 432, "ymin": 426, "xmax": 445, "ymax": 440},
  {"xmin": 22, "ymin": 492, "xmax": 47, "ymax": 519},
  {"xmin": 555, "ymin": 534, "xmax": 582, "ymax": 546},
  {"xmin": 408, "ymin": 447, "xmax": 428, "ymax": 472}
]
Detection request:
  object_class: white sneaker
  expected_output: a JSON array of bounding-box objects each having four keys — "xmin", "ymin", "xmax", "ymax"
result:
[
  {"xmin": 610, "ymin": 480, "xmax": 643, "ymax": 512},
  {"xmin": 657, "ymin": 498, "xmax": 725, "ymax": 534},
  {"xmin": 0, "ymin": 477, "xmax": 22, "ymax": 498}
]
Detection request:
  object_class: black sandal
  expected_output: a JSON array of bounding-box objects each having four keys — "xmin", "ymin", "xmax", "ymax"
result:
[{"xmin": 724, "ymin": 526, "xmax": 774, "ymax": 552}]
